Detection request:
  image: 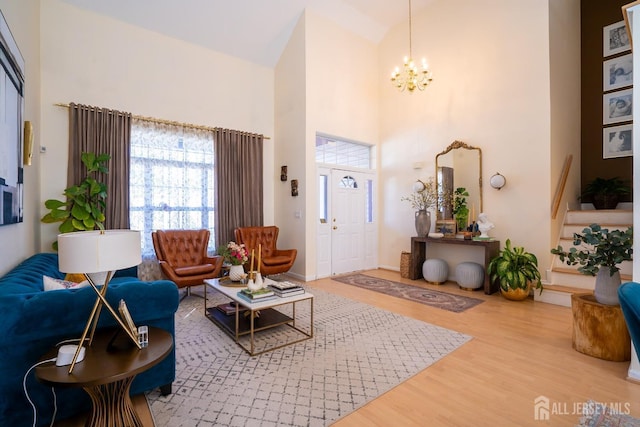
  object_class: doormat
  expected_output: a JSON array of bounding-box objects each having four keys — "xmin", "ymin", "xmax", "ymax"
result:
[{"xmin": 332, "ymin": 273, "xmax": 483, "ymax": 313}]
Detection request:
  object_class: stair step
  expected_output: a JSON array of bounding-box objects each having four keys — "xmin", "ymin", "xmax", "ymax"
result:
[
  {"xmin": 561, "ymin": 223, "xmax": 632, "ymax": 238},
  {"xmin": 565, "ymin": 209, "xmax": 632, "ymax": 225},
  {"xmin": 534, "ymin": 284, "xmax": 591, "ymax": 307},
  {"xmin": 549, "ymin": 267, "xmax": 631, "ymax": 289},
  {"xmin": 551, "ymin": 257, "xmax": 632, "ymax": 275}
]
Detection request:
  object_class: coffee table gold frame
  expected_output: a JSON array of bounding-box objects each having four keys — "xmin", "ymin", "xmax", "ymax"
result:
[{"xmin": 204, "ymin": 279, "xmax": 314, "ymax": 356}]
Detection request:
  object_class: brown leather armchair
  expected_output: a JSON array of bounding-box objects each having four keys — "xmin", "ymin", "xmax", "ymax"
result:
[
  {"xmin": 234, "ymin": 226, "xmax": 297, "ymax": 276},
  {"xmin": 152, "ymin": 229, "xmax": 223, "ymax": 298}
]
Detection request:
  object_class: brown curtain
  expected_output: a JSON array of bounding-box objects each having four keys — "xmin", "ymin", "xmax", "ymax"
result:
[
  {"xmin": 214, "ymin": 128, "xmax": 263, "ymax": 247},
  {"xmin": 68, "ymin": 103, "xmax": 132, "ymax": 229}
]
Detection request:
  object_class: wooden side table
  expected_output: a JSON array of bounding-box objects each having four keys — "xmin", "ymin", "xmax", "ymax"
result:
[
  {"xmin": 36, "ymin": 327, "xmax": 173, "ymax": 427},
  {"xmin": 571, "ymin": 293, "xmax": 631, "ymax": 361}
]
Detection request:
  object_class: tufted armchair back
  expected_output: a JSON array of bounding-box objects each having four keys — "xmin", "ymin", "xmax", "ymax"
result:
[
  {"xmin": 152, "ymin": 229, "xmax": 223, "ymax": 290},
  {"xmin": 236, "ymin": 226, "xmax": 279, "ymax": 258},
  {"xmin": 234, "ymin": 226, "xmax": 297, "ymax": 276},
  {"xmin": 153, "ymin": 229, "xmax": 210, "ymax": 268}
]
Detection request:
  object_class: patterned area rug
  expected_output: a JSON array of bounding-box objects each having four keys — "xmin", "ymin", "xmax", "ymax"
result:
[
  {"xmin": 146, "ymin": 286, "xmax": 471, "ymax": 426},
  {"xmin": 332, "ymin": 273, "xmax": 484, "ymax": 313},
  {"xmin": 577, "ymin": 400, "xmax": 640, "ymax": 426}
]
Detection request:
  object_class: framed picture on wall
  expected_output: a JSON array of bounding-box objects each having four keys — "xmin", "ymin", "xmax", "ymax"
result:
[
  {"xmin": 604, "ymin": 20, "xmax": 631, "ymax": 57},
  {"xmin": 603, "ymin": 88, "xmax": 633, "ymax": 124},
  {"xmin": 603, "ymin": 53, "xmax": 633, "ymax": 91},
  {"xmin": 603, "ymin": 124, "xmax": 633, "ymax": 159}
]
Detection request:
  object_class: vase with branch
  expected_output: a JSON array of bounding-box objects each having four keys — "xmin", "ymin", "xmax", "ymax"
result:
[{"xmin": 402, "ymin": 177, "xmax": 438, "ymax": 237}]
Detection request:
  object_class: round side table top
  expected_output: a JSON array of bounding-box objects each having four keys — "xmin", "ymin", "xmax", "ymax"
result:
[{"xmin": 35, "ymin": 326, "xmax": 173, "ymax": 388}]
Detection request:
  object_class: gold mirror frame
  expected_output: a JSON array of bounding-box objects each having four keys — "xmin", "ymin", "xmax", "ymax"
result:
[{"xmin": 435, "ymin": 141, "xmax": 482, "ymax": 220}]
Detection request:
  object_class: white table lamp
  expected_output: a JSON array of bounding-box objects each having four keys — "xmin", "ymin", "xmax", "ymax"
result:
[{"xmin": 57, "ymin": 230, "xmax": 142, "ymax": 373}]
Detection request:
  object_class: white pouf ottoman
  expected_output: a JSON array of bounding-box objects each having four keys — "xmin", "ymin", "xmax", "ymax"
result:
[
  {"xmin": 456, "ymin": 262, "xmax": 484, "ymax": 291},
  {"xmin": 422, "ymin": 258, "xmax": 449, "ymax": 284}
]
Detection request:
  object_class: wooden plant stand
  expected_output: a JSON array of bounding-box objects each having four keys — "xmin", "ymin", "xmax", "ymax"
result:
[{"xmin": 571, "ymin": 293, "xmax": 631, "ymax": 362}]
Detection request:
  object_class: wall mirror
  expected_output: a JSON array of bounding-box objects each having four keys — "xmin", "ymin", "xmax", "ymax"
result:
[{"xmin": 435, "ymin": 141, "xmax": 482, "ymax": 222}]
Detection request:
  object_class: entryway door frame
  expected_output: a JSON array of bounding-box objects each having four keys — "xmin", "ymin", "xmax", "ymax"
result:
[{"xmin": 317, "ymin": 166, "xmax": 377, "ymax": 278}]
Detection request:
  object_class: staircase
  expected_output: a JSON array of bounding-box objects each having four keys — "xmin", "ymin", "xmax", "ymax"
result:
[{"xmin": 535, "ymin": 209, "xmax": 633, "ymax": 307}]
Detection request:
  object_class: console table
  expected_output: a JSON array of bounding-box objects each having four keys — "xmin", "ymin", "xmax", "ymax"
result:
[{"xmin": 410, "ymin": 236, "xmax": 501, "ymax": 294}]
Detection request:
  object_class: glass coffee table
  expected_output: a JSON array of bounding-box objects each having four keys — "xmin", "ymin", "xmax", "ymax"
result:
[{"xmin": 204, "ymin": 279, "xmax": 314, "ymax": 356}]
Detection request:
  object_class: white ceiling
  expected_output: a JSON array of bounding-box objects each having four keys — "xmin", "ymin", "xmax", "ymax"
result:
[{"xmin": 58, "ymin": 0, "xmax": 433, "ymax": 67}]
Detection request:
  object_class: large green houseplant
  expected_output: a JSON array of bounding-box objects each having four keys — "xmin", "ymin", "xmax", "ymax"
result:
[
  {"xmin": 581, "ymin": 177, "xmax": 630, "ymax": 209},
  {"xmin": 487, "ymin": 239, "xmax": 543, "ymax": 300},
  {"xmin": 41, "ymin": 152, "xmax": 110, "ymax": 249},
  {"xmin": 551, "ymin": 224, "xmax": 633, "ymax": 305}
]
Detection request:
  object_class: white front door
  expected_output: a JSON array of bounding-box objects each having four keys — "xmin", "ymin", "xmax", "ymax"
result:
[{"xmin": 317, "ymin": 168, "xmax": 377, "ymax": 278}]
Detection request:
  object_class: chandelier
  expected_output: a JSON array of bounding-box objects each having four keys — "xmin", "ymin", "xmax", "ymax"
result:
[{"xmin": 390, "ymin": 0, "xmax": 433, "ymax": 92}]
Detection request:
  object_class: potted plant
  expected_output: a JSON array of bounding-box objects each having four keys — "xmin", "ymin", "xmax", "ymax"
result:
[
  {"xmin": 41, "ymin": 152, "xmax": 110, "ymax": 250},
  {"xmin": 218, "ymin": 241, "xmax": 249, "ymax": 282},
  {"xmin": 551, "ymin": 224, "xmax": 633, "ymax": 305},
  {"xmin": 581, "ymin": 177, "xmax": 630, "ymax": 210},
  {"xmin": 401, "ymin": 177, "xmax": 438, "ymax": 237},
  {"xmin": 452, "ymin": 187, "xmax": 469, "ymax": 232},
  {"xmin": 487, "ymin": 239, "xmax": 543, "ymax": 300}
]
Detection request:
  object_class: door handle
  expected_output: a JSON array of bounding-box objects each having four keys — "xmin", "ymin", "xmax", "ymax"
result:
[{"xmin": 333, "ymin": 226, "xmax": 337, "ymax": 230}]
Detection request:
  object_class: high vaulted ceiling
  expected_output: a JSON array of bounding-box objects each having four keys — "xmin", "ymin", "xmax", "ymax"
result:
[{"xmin": 58, "ymin": 0, "xmax": 434, "ymax": 67}]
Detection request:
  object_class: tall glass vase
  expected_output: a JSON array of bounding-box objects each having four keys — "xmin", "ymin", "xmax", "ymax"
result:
[{"xmin": 415, "ymin": 210, "xmax": 431, "ymax": 237}]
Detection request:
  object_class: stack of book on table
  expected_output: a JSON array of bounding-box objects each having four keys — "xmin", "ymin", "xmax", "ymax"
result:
[
  {"xmin": 237, "ymin": 287, "xmax": 276, "ymax": 303},
  {"xmin": 265, "ymin": 278, "xmax": 305, "ymax": 297}
]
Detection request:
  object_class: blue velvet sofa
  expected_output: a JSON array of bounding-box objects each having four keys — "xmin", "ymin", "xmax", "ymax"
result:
[{"xmin": 0, "ymin": 253, "xmax": 179, "ymax": 427}]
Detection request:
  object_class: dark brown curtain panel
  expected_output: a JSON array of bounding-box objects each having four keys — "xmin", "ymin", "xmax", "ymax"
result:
[
  {"xmin": 214, "ymin": 128, "xmax": 264, "ymax": 247},
  {"xmin": 68, "ymin": 103, "xmax": 132, "ymax": 230}
]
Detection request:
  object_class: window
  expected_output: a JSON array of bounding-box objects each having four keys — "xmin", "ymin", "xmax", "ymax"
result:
[
  {"xmin": 129, "ymin": 119, "xmax": 216, "ymax": 258},
  {"xmin": 315, "ymin": 134, "xmax": 372, "ymax": 169}
]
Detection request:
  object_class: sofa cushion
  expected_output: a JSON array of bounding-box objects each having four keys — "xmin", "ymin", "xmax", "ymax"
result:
[
  {"xmin": 42, "ymin": 275, "xmax": 89, "ymax": 291},
  {"xmin": 174, "ymin": 263, "xmax": 216, "ymax": 277}
]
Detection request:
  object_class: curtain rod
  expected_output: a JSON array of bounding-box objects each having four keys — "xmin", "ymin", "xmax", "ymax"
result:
[{"xmin": 54, "ymin": 103, "xmax": 270, "ymax": 140}]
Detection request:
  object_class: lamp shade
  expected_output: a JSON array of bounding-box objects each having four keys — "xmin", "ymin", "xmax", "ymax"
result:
[{"xmin": 58, "ymin": 230, "xmax": 141, "ymax": 273}]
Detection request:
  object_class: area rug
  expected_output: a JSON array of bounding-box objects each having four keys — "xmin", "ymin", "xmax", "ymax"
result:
[
  {"xmin": 146, "ymin": 286, "xmax": 471, "ymax": 426},
  {"xmin": 577, "ymin": 400, "xmax": 640, "ymax": 426},
  {"xmin": 332, "ymin": 273, "xmax": 483, "ymax": 313}
]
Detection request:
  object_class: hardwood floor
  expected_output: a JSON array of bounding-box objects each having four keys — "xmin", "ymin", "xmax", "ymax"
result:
[
  {"xmin": 312, "ymin": 269, "xmax": 640, "ymax": 426},
  {"xmin": 57, "ymin": 269, "xmax": 640, "ymax": 426}
]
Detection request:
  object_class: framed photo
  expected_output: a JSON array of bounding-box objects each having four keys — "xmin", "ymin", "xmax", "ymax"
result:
[
  {"xmin": 603, "ymin": 124, "xmax": 633, "ymax": 159},
  {"xmin": 603, "ymin": 53, "xmax": 632, "ymax": 91},
  {"xmin": 118, "ymin": 299, "xmax": 138, "ymax": 336},
  {"xmin": 604, "ymin": 20, "xmax": 631, "ymax": 57},
  {"xmin": 435, "ymin": 219, "xmax": 456, "ymax": 238},
  {"xmin": 603, "ymin": 88, "xmax": 632, "ymax": 124},
  {"xmin": 622, "ymin": 1, "xmax": 640, "ymax": 49}
]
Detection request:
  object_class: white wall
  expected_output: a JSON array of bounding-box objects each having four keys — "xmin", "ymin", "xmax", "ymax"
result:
[
  {"xmin": 303, "ymin": 11, "xmax": 380, "ymax": 280},
  {"xmin": 0, "ymin": 0, "xmax": 41, "ymax": 275},
  {"xmin": 378, "ymin": 0, "xmax": 554, "ymax": 271},
  {"xmin": 274, "ymin": 15, "xmax": 307, "ymax": 278},
  {"xmin": 39, "ymin": 0, "xmax": 275, "ymax": 251},
  {"xmin": 549, "ymin": 0, "xmax": 582, "ymax": 255}
]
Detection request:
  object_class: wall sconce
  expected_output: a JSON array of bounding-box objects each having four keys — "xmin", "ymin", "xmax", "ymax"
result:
[
  {"xmin": 24, "ymin": 121, "xmax": 33, "ymax": 166},
  {"xmin": 291, "ymin": 179, "xmax": 299, "ymax": 197},
  {"xmin": 280, "ymin": 165, "xmax": 288, "ymax": 181},
  {"xmin": 490, "ymin": 172, "xmax": 506, "ymax": 190},
  {"xmin": 412, "ymin": 179, "xmax": 426, "ymax": 193}
]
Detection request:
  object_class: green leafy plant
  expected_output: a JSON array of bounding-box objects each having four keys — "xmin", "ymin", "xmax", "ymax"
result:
[
  {"xmin": 452, "ymin": 187, "xmax": 469, "ymax": 217},
  {"xmin": 581, "ymin": 177, "xmax": 630, "ymax": 209},
  {"xmin": 488, "ymin": 239, "xmax": 543, "ymax": 293},
  {"xmin": 41, "ymin": 152, "xmax": 110, "ymax": 249},
  {"xmin": 550, "ymin": 224, "xmax": 633, "ymax": 276}
]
